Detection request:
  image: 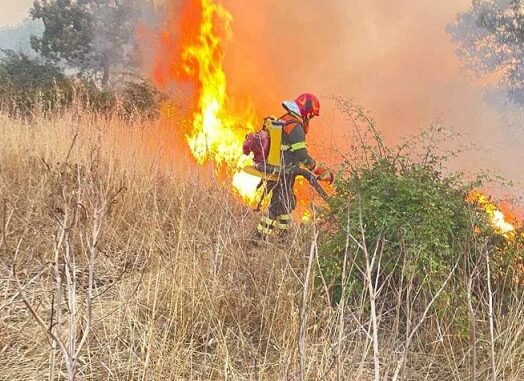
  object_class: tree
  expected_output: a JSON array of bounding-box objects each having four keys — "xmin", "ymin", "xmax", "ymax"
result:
[
  {"xmin": 30, "ymin": 0, "xmax": 150, "ymax": 88},
  {"xmin": 0, "ymin": 49, "xmax": 72, "ymax": 114},
  {"xmin": 448, "ymin": 0, "xmax": 524, "ymax": 105}
]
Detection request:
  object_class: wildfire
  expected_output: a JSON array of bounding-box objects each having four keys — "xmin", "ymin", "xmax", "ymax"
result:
[
  {"xmin": 467, "ymin": 191, "xmax": 516, "ymax": 236},
  {"xmin": 143, "ymin": 0, "xmax": 327, "ymax": 214},
  {"xmin": 147, "ymin": 0, "xmax": 261, "ymax": 203}
]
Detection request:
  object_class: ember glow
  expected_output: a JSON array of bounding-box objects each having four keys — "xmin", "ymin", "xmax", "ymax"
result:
[
  {"xmin": 467, "ymin": 191, "xmax": 516, "ymax": 236},
  {"xmin": 146, "ymin": 0, "xmax": 261, "ymax": 203}
]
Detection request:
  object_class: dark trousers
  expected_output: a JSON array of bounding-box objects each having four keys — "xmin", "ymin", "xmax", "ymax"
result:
[{"xmin": 256, "ymin": 173, "xmax": 296, "ymax": 238}]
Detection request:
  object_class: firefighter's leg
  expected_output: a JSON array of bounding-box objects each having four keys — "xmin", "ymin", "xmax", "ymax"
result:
[
  {"xmin": 254, "ymin": 175, "xmax": 295, "ymax": 241},
  {"xmin": 269, "ymin": 177, "xmax": 286, "ymax": 235},
  {"xmin": 275, "ymin": 174, "xmax": 297, "ymax": 233},
  {"xmin": 256, "ymin": 215, "xmax": 276, "ymax": 239},
  {"xmin": 254, "ymin": 180, "xmax": 279, "ymax": 240},
  {"xmin": 277, "ymin": 213, "xmax": 293, "ymax": 232}
]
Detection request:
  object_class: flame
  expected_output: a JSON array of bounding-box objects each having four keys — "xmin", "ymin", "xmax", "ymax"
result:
[
  {"xmin": 145, "ymin": 0, "xmax": 261, "ymax": 204},
  {"xmin": 301, "ymin": 209, "xmax": 313, "ymax": 224},
  {"xmin": 141, "ymin": 0, "xmax": 328, "ymax": 217},
  {"xmin": 183, "ymin": 0, "xmax": 262, "ymax": 202},
  {"xmin": 467, "ymin": 191, "xmax": 516, "ymax": 236}
]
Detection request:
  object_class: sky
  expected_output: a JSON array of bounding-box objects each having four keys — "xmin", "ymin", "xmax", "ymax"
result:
[{"xmin": 0, "ymin": 0, "xmax": 33, "ymax": 27}]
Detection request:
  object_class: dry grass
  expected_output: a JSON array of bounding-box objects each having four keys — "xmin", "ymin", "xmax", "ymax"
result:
[{"xmin": 0, "ymin": 110, "xmax": 522, "ymax": 380}]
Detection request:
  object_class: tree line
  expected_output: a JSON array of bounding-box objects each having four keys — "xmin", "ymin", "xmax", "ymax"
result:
[
  {"xmin": 0, "ymin": 0, "xmax": 163, "ymax": 117},
  {"xmin": 449, "ymin": 0, "xmax": 524, "ymax": 105},
  {"xmin": 1, "ymin": 0, "xmax": 523, "ymax": 116}
]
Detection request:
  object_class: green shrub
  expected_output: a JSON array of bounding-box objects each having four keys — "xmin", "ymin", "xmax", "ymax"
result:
[
  {"xmin": 0, "ymin": 51, "xmax": 164, "ymax": 119},
  {"xmin": 319, "ymin": 100, "xmax": 522, "ymax": 316},
  {"xmin": 323, "ymin": 157, "xmax": 474, "ymax": 284},
  {"xmin": 75, "ymin": 78, "xmax": 117, "ymax": 114},
  {"xmin": 119, "ymin": 80, "xmax": 167, "ymax": 119},
  {"xmin": 0, "ymin": 49, "xmax": 73, "ymax": 115}
]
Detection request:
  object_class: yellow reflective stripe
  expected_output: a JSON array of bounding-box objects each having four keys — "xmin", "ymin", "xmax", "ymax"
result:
[
  {"xmin": 258, "ymin": 217, "xmax": 275, "ymax": 235},
  {"xmin": 260, "ymin": 217, "xmax": 276, "ymax": 226},
  {"xmin": 289, "ymin": 141, "xmax": 306, "ymax": 151},
  {"xmin": 281, "ymin": 141, "xmax": 306, "ymax": 152},
  {"xmin": 257, "ymin": 225, "xmax": 273, "ymax": 235},
  {"xmin": 277, "ymin": 214, "xmax": 292, "ymax": 230}
]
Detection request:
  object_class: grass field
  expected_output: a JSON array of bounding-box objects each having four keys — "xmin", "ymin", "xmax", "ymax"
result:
[{"xmin": 0, "ymin": 110, "xmax": 522, "ymax": 380}]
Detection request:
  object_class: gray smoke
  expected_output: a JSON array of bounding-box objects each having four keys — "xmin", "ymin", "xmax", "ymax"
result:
[
  {"xmin": 0, "ymin": 19, "xmax": 43, "ymax": 56},
  {"xmin": 84, "ymin": 0, "xmax": 162, "ymax": 84}
]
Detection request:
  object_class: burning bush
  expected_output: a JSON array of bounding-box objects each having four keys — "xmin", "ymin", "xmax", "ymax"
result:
[{"xmin": 319, "ymin": 100, "xmax": 523, "ymax": 318}]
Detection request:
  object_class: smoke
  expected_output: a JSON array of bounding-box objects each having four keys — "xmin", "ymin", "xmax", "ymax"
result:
[
  {"xmin": 87, "ymin": 1, "xmax": 152, "ymax": 76},
  {"xmin": 218, "ymin": 0, "xmax": 524, "ymax": 208},
  {"xmin": 0, "ymin": 19, "xmax": 42, "ymax": 55},
  {"xmin": 0, "ymin": 0, "xmax": 34, "ymax": 27},
  {"xmin": 141, "ymin": 0, "xmax": 523, "ymax": 214}
]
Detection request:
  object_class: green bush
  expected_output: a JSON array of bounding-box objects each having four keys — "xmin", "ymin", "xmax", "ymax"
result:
[
  {"xmin": 0, "ymin": 49, "xmax": 73, "ymax": 115},
  {"xmin": 119, "ymin": 80, "xmax": 167, "ymax": 119},
  {"xmin": 323, "ymin": 157, "xmax": 474, "ymax": 285},
  {"xmin": 71, "ymin": 79, "xmax": 165, "ymax": 118},
  {"xmin": 75, "ymin": 78, "xmax": 117, "ymax": 115},
  {"xmin": 319, "ymin": 100, "xmax": 523, "ymax": 315},
  {"xmin": 0, "ymin": 50, "xmax": 164, "ymax": 118}
]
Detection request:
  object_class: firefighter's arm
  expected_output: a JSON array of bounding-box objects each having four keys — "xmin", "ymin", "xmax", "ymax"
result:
[
  {"xmin": 286, "ymin": 125, "xmax": 334, "ymax": 184},
  {"xmin": 284, "ymin": 124, "xmax": 315, "ymax": 167}
]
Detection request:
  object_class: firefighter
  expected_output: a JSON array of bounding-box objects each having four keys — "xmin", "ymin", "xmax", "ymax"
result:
[{"xmin": 255, "ymin": 93, "xmax": 334, "ymax": 240}]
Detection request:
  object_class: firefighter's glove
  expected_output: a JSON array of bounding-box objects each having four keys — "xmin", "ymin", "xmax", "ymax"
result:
[{"xmin": 314, "ymin": 167, "xmax": 334, "ymax": 185}]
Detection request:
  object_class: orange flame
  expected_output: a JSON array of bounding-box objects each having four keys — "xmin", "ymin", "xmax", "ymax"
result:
[
  {"xmin": 140, "ymin": 0, "xmax": 330, "ymax": 217},
  {"xmin": 467, "ymin": 191, "xmax": 517, "ymax": 237},
  {"xmin": 145, "ymin": 0, "xmax": 261, "ymax": 203}
]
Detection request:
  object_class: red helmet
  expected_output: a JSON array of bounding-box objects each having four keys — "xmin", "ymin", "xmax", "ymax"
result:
[{"xmin": 295, "ymin": 93, "xmax": 320, "ymax": 120}]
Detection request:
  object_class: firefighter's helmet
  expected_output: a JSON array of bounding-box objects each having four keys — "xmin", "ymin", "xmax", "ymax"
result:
[{"xmin": 282, "ymin": 93, "xmax": 320, "ymax": 121}]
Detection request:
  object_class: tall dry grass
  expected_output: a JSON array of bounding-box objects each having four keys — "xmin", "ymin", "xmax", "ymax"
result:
[{"xmin": 0, "ymin": 109, "xmax": 522, "ymax": 380}]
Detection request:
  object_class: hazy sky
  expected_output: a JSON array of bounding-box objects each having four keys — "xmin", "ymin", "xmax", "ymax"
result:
[
  {"xmin": 216, "ymin": 0, "xmax": 524, "ymax": 206},
  {"xmin": 0, "ymin": 0, "xmax": 33, "ymax": 27}
]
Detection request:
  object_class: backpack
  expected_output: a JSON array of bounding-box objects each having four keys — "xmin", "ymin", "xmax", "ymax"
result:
[
  {"xmin": 243, "ymin": 117, "xmax": 285, "ymax": 166},
  {"xmin": 243, "ymin": 128, "xmax": 270, "ymax": 164}
]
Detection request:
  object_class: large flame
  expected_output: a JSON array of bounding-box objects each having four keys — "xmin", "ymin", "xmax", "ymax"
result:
[
  {"xmin": 183, "ymin": 0, "xmax": 262, "ymax": 202},
  {"xmin": 139, "ymin": 0, "xmax": 331, "ymax": 217},
  {"xmin": 467, "ymin": 191, "xmax": 516, "ymax": 236},
  {"xmin": 146, "ymin": 0, "xmax": 261, "ymax": 203}
]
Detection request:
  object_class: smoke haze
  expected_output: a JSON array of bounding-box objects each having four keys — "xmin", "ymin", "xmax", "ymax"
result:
[
  {"xmin": 140, "ymin": 0, "xmax": 523, "ymax": 213},
  {"xmin": 0, "ymin": 0, "xmax": 33, "ymax": 27},
  {"xmin": 2, "ymin": 0, "xmax": 521, "ymax": 207},
  {"xmin": 218, "ymin": 0, "xmax": 523, "ymax": 207}
]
